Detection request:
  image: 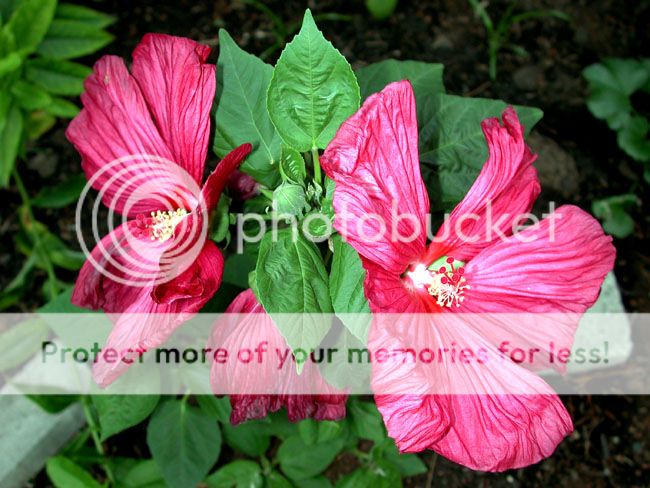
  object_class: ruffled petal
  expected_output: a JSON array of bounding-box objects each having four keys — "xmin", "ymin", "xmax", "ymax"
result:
[
  {"xmin": 201, "ymin": 143, "xmax": 252, "ymax": 212},
  {"xmin": 210, "ymin": 290, "xmax": 347, "ymax": 425},
  {"xmin": 321, "ymin": 81, "xmax": 429, "ymax": 273},
  {"xmin": 132, "ymin": 34, "xmax": 215, "ymax": 184},
  {"xmin": 71, "ymin": 221, "xmax": 170, "ymax": 310},
  {"xmin": 425, "ymin": 107, "xmax": 540, "ymax": 263},
  {"xmin": 370, "ymin": 313, "xmax": 573, "ymax": 471},
  {"xmin": 92, "ymin": 241, "xmax": 224, "ymax": 386},
  {"xmin": 152, "ymin": 240, "xmax": 223, "ymax": 305}
]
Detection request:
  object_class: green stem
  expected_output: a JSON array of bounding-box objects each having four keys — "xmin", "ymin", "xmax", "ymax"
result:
[
  {"xmin": 311, "ymin": 147, "xmax": 322, "ymax": 186},
  {"xmin": 12, "ymin": 167, "xmax": 58, "ymax": 299},
  {"xmin": 81, "ymin": 397, "xmax": 115, "ymax": 486},
  {"xmin": 351, "ymin": 448, "xmax": 371, "ymax": 462}
]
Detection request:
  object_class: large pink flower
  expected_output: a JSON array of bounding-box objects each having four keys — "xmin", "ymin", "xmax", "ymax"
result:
[
  {"xmin": 321, "ymin": 81, "xmax": 615, "ymax": 471},
  {"xmin": 66, "ymin": 34, "xmax": 251, "ymax": 386},
  {"xmin": 210, "ymin": 289, "xmax": 347, "ymax": 424}
]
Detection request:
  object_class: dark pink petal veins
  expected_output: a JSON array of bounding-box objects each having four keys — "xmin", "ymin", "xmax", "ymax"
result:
[{"xmin": 131, "ymin": 33, "xmax": 216, "ymax": 184}]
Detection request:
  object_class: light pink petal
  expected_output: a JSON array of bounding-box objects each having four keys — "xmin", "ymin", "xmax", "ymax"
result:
[
  {"xmin": 132, "ymin": 34, "xmax": 215, "ymax": 184},
  {"xmin": 425, "ymin": 107, "xmax": 540, "ymax": 263},
  {"xmin": 463, "ymin": 205, "xmax": 615, "ymax": 313},
  {"xmin": 201, "ymin": 143, "xmax": 253, "ymax": 212},
  {"xmin": 66, "ymin": 56, "xmax": 195, "ymax": 216},
  {"xmin": 371, "ymin": 314, "xmax": 573, "ymax": 472},
  {"xmin": 89, "ymin": 240, "xmax": 223, "ymax": 386},
  {"xmin": 210, "ymin": 290, "xmax": 347, "ymax": 425},
  {"xmin": 459, "ymin": 205, "xmax": 615, "ymax": 372},
  {"xmin": 321, "ymin": 81, "xmax": 429, "ymax": 273}
]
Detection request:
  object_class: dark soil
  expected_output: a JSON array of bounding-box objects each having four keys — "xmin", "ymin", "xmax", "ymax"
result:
[{"xmin": 4, "ymin": 0, "xmax": 649, "ymax": 486}]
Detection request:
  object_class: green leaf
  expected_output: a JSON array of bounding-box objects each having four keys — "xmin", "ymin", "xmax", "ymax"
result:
[
  {"xmin": 27, "ymin": 394, "xmax": 79, "ymax": 413},
  {"xmin": 280, "ymin": 145, "xmax": 307, "ymax": 184},
  {"xmin": 273, "ymin": 182, "xmax": 308, "ymax": 217},
  {"xmin": 214, "ymin": 29, "xmax": 281, "ymax": 187},
  {"xmin": 618, "ymin": 115, "xmax": 650, "ymax": 163},
  {"xmin": 320, "ymin": 324, "xmax": 371, "ymax": 391},
  {"xmin": 423, "ymin": 94, "xmax": 543, "ymax": 210},
  {"xmin": 300, "ymin": 476, "xmax": 333, "ymax": 488},
  {"xmin": 355, "ymin": 59, "xmax": 445, "ymax": 151},
  {"xmin": 0, "ymin": 100, "xmax": 22, "ymax": 187},
  {"xmin": 267, "ymin": 471, "xmax": 294, "ymax": 488},
  {"xmin": 372, "ymin": 438, "xmax": 427, "ymax": 476},
  {"xmin": 197, "ymin": 395, "xmax": 232, "ymax": 424},
  {"xmin": 206, "ymin": 460, "xmax": 263, "ymax": 488},
  {"xmin": 54, "ymin": 3, "xmax": 116, "ymax": 29},
  {"xmin": 10, "ymin": 79, "xmax": 52, "ymax": 110},
  {"xmin": 147, "ymin": 400, "xmax": 222, "ymax": 488},
  {"xmin": 94, "ymin": 395, "xmax": 160, "ymax": 440},
  {"xmin": 349, "ymin": 399, "xmax": 386, "ymax": 443},
  {"xmin": 584, "ymin": 58, "xmax": 649, "ymax": 97},
  {"xmin": 38, "ymin": 287, "xmax": 86, "ymax": 313},
  {"xmin": 46, "ymin": 456, "xmax": 102, "ymax": 488},
  {"xmin": 254, "ymin": 229, "xmax": 333, "ymax": 357},
  {"xmin": 5, "ymin": 0, "xmax": 56, "ymax": 54},
  {"xmin": 0, "ymin": 318, "xmax": 49, "ymax": 372},
  {"xmin": 222, "ymin": 419, "xmax": 272, "ymax": 457},
  {"xmin": 38, "ymin": 19, "xmax": 113, "ymax": 59},
  {"xmin": 24, "ymin": 58, "xmax": 91, "ymax": 96},
  {"xmin": 45, "ymin": 97, "xmax": 80, "ymax": 118},
  {"xmin": 222, "ymin": 252, "xmax": 257, "ymax": 289},
  {"xmin": 267, "ymin": 9, "xmax": 360, "ymax": 151},
  {"xmin": 365, "ymin": 0, "xmax": 398, "ymax": 20},
  {"xmin": 329, "ymin": 235, "xmax": 370, "ymax": 342},
  {"xmin": 592, "ymin": 194, "xmax": 638, "ymax": 239},
  {"xmin": 26, "ymin": 109, "xmax": 56, "ymax": 140},
  {"xmin": 277, "ymin": 434, "xmax": 346, "ymax": 481},
  {"xmin": 0, "ymin": 52, "xmax": 22, "ymax": 77},
  {"xmin": 335, "ymin": 462, "xmax": 401, "ymax": 488},
  {"xmin": 16, "ymin": 209, "xmax": 85, "ymax": 271},
  {"xmin": 32, "ymin": 173, "xmax": 87, "ymax": 208},
  {"xmin": 121, "ymin": 459, "xmax": 166, "ymax": 488}
]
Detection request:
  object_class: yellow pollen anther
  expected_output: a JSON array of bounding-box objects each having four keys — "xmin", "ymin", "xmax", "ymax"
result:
[
  {"xmin": 148, "ymin": 208, "xmax": 188, "ymax": 242},
  {"xmin": 407, "ymin": 260, "xmax": 470, "ymax": 308}
]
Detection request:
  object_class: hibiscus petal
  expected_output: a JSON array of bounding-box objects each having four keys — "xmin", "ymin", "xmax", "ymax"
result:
[
  {"xmin": 362, "ymin": 258, "xmax": 434, "ymax": 313},
  {"xmin": 72, "ymin": 221, "xmax": 170, "ymax": 310},
  {"xmin": 89, "ymin": 240, "xmax": 223, "ymax": 386},
  {"xmin": 66, "ymin": 55, "xmax": 194, "ymax": 216},
  {"xmin": 463, "ymin": 205, "xmax": 615, "ymax": 313},
  {"xmin": 370, "ymin": 313, "xmax": 573, "ymax": 471},
  {"xmin": 460, "ymin": 205, "xmax": 615, "ymax": 371},
  {"xmin": 201, "ymin": 143, "xmax": 253, "ymax": 212},
  {"xmin": 425, "ymin": 107, "xmax": 540, "ymax": 263},
  {"xmin": 321, "ymin": 81, "xmax": 429, "ymax": 273},
  {"xmin": 210, "ymin": 289, "xmax": 346, "ymax": 425},
  {"xmin": 132, "ymin": 34, "xmax": 215, "ymax": 184},
  {"xmin": 152, "ymin": 240, "xmax": 223, "ymax": 305}
]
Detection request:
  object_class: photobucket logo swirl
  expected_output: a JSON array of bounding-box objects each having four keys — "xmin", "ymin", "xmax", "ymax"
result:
[{"xmin": 75, "ymin": 155, "xmax": 208, "ymax": 288}]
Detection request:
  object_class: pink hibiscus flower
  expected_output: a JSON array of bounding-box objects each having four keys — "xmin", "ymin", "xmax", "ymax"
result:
[
  {"xmin": 210, "ymin": 289, "xmax": 347, "ymax": 424},
  {"xmin": 66, "ymin": 33, "xmax": 251, "ymax": 386},
  {"xmin": 321, "ymin": 81, "xmax": 615, "ymax": 471}
]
